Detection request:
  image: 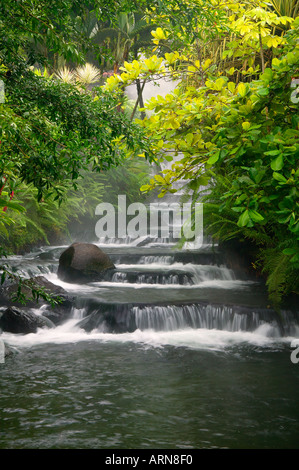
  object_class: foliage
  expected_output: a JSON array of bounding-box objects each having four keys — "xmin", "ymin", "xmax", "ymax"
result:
[
  {"xmin": 1, "ymin": 155, "xmax": 150, "ymax": 252},
  {"xmin": 0, "ymin": 0, "xmax": 157, "ymax": 201},
  {"xmin": 73, "ymin": 63, "xmax": 102, "ymax": 85},
  {"xmin": 0, "ymin": 0, "xmax": 154, "ymax": 218},
  {"xmin": 0, "ymin": 0, "xmax": 150, "ymax": 65},
  {"xmin": 102, "ymin": 1, "xmax": 299, "ymax": 306},
  {"xmin": 92, "ymin": 12, "xmax": 154, "ymax": 71},
  {"xmin": 0, "ymin": 66, "xmax": 151, "ymax": 198},
  {"xmin": 0, "ymin": 0, "xmax": 154, "ymax": 303}
]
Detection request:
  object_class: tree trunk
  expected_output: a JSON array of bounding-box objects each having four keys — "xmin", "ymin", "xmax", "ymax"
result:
[
  {"xmin": 131, "ymin": 79, "xmax": 146, "ymax": 121},
  {"xmin": 136, "ymin": 78, "xmax": 146, "ymax": 119}
]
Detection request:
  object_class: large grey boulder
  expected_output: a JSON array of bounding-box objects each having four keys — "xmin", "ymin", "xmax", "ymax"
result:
[{"xmin": 57, "ymin": 242, "xmax": 115, "ymax": 283}]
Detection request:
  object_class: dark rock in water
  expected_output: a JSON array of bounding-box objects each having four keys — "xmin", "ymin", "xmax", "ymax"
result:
[
  {"xmin": 42, "ymin": 303, "xmax": 73, "ymax": 326},
  {"xmin": 77, "ymin": 303, "xmax": 136, "ymax": 334},
  {"xmin": 57, "ymin": 242, "xmax": 115, "ymax": 283},
  {"xmin": 133, "ymin": 236, "xmax": 152, "ymax": 247},
  {"xmin": 36, "ymin": 250, "xmax": 56, "ymax": 260},
  {"xmin": 0, "ymin": 339, "xmax": 18, "ymax": 360},
  {"xmin": 0, "ymin": 275, "xmax": 75, "ymax": 326},
  {"xmin": 0, "ymin": 275, "xmax": 73, "ymax": 307},
  {"xmin": 219, "ymin": 239, "xmax": 260, "ymax": 280},
  {"xmin": 31, "ymin": 276, "xmax": 74, "ymax": 317},
  {"xmin": 0, "ymin": 307, "xmax": 54, "ymax": 334}
]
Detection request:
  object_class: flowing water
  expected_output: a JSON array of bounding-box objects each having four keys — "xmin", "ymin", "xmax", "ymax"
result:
[
  {"xmin": 1, "ymin": 237, "xmax": 299, "ymax": 450},
  {"xmin": 1, "ymin": 80, "xmax": 299, "ymax": 450}
]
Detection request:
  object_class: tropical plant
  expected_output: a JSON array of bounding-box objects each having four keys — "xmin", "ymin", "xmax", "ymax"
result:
[
  {"xmin": 93, "ymin": 12, "xmax": 154, "ymax": 72},
  {"xmin": 54, "ymin": 63, "xmax": 102, "ymax": 89},
  {"xmin": 74, "ymin": 63, "xmax": 102, "ymax": 85},
  {"xmin": 269, "ymin": 0, "xmax": 299, "ymax": 18},
  {"xmin": 55, "ymin": 66, "xmax": 75, "ymax": 83},
  {"xmin": 102, "ymin": 1, "xmax": 299, "ymax": 306},
  {"xmin": 1, "ymin": 154, "xmax": 151, "ymax": 253},
  {"xmin": 0, "ymin": 0, "xmax": 154, "ymax": 302}
]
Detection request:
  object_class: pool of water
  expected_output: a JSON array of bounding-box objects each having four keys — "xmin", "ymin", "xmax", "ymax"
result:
[
  {"xmin": 1, "ymin": 242, "xmax": 299, "ymax": 449},
  {"xmin": 1, "ymin": 337, "xmax": 299, "ymax": 449}
]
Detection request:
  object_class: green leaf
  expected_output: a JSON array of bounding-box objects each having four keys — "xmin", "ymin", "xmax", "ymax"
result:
[
  {"xmin": 237, "ymin": 210, "xmax": 250, "ymax": 227},
  {"xmin": 197, "ymin": 175, "xmax": 209, "ymax": 186},
  {"xmin": 278, "ymin": 214, "xmax": 291, "ymax": 224},
  {"xmin": 265, "ymin": 150, "xmax": 280, "ymax": 156},
  {"xmin": 242, "ymin": 121, "xmax": 251, "ymax": 131},
  {"xmin": 282, "ymin": 248, "xmax": 297, "ymax": 255},
  {"xmin": 261, "ymin": 68, "xmax": 273, "ymax": 82},
  {"xmin": 140, "ymin": 185, "xmax": 151, "ymax": 192},
  {"xmin": 207, "ymin": 152, "xmax": 220, "ymax": 165},
  {"xmin": 227, "ymin": 82, "xmax": 235, "ymax": 93},
  {"xmin": 272, "ymin": 58, "xmax": 281, "ymax": 68},
  {"xmin": 154, "ymin": 174, "xmax": 165, "ymax": 183},
  {"xmin": 270, "ymin": 155, "xmax": 284, "ymax": 171},
  {"xmin": 248, "ymin": 210, "xmax": 264, "ymax": 222},
  {"xmin": 237, "ymin": 83, "xmax": 248, "ymax": 98},
  {"xmin": 290, "ymin": 254, "xmax": 299, "ymax": 263},
  {"xmin": 257, "ymin": 87, "xmax": 269, "ymax": 96},
  {"xmin": 272, "ymin": 172, "xmax": 287, "ymax": 183}
]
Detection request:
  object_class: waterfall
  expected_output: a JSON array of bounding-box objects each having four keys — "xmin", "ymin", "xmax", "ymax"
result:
[
  {"xmin": 68, "ymin": 301, "xmax": 299, "ymax": 338},
  {"xmin": 1, "ymin": 77, "xmax": 298, "ymax": 350}
]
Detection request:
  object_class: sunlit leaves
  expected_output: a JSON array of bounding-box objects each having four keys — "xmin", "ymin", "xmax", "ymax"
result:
[
  {"xmin": 242, "ymin": 121, "xmax": 251, "ymax": 131},
  {"xmin": 236, "ymin": 82, "xmax": 249, "ymax": 98},
  {"xmin": 100, "ymin": 1, "xmax": 299, "ymax": 260},
  {"xmin": 151, "ymin": 27, "xmax": 170, "ymax": 44}
]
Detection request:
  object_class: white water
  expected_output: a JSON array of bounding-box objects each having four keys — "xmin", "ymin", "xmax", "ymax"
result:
[
  {"xmin": 89, "ymin": 279, "xmax": 254, "ymax": 290},
  {"xmin": 3, "ymin": 240, "xmax": 297, "ymax": 356},
  {"xmin": 1, "ymin": 318, "xmax": 293, "ymax": 351},
  {"xmin": 45, "ymin": 270, "xmax": 254, "ymax": 291},
  {"xmin": 115, "ymin": 262, "xmax": 235, "ymax": 278},
  {"xmin": 1, "ymin": 77, "xmax": 298, "ymax": 357}
]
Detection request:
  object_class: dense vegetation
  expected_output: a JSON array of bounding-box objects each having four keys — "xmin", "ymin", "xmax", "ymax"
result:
[
  {"xmin": 103, "ymin": 0, "xmax": 299, "ymax": 307},
  {"xmin": 0, "ymin": 0, "xmax": 154, "ymax": 301},
  {"xmin": 0, "ymin": 0, "xmax": 153, "ymax": 252},
  {"xmin": 0, "ymin": 0, "xmax": 298, "ymax": 307}
]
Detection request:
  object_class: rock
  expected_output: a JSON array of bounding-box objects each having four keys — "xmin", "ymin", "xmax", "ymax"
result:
[
  {"xmin": 219, "ymin": 239, "xmax": 259, "ymax": 280},
  {"xmin": 76, "ymin": 303, "xmax": 137, "ymax": 334},
  {"xmin": 0, "ymin": 276, "xmax": 75, "ymax": 326},
  {"xmin": 42, "ymin": 304, "xmax": 73, "ymax": 326},
  {"xmin": 0, "ymin": 275, "xmax": 73, "ymax": 306},
  {"xmin": 0, "ymin": 340, "xmax": 19, "ymax": 360},
  {"xmin": 57, "ymin": 242, "xmax": 115, "ymax": 283},
  {"xmin": 0, "ymin": 307, "xmax": 54, "ymax": 334}
]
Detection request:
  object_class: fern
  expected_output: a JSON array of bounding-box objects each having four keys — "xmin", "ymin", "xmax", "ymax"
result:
[
  {"xmin": 258, "ymin": 249, "xmax": 294, "ymax": 307},
  {"xmin": 1, "ymin": 155, "xmax": 151, "ymax": 253}
]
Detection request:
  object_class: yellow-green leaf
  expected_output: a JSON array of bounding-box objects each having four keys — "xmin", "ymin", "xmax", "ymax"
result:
[
  {"xmin": 242, "ymin": 121, "xmax": 251, "ymax": 131},
  {"xmin": 237, "ymin": 83, "xmax": 248, "ymax": 97}
]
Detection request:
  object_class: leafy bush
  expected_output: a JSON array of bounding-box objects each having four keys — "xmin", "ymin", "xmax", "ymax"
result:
[{"xmin": 1, "ymin": 156, "xmax": 151, "ymax": 253}]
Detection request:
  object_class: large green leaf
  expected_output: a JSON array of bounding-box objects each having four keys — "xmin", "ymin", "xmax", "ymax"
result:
[{"xmin": 270, "ymin": 154, "xmax": 284, "ymax": 171}]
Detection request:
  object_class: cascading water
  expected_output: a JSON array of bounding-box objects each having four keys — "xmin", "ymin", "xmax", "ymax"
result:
[
  {"xmin": 2, "ymin": 205, "xmax": 298, "ymax": 345},
  {"xmin": 1, "ymin": 79, "xmax": 299, "ymax": 450}
]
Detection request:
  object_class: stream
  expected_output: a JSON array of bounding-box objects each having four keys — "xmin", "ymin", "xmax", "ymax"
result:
[
  {"xmin": 1, "ymin": 234, "xmax": 299, "ymax": 449},
  {"xmin": 1, "ymin": 79, "xmax": 299, "ymax": 450}
]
